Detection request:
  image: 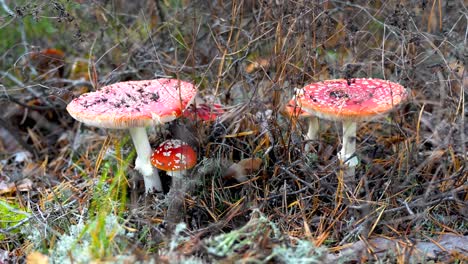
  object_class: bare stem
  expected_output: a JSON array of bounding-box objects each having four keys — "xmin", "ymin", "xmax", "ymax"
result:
[
  {"xmin": 306, "ymin": 116, "xmax": 319, "ymax": 140},
  {"xmin": 339, "ymin": 120, "xmax": 359, "ymax": 196},
  {"xmin": 129, "ymin": 127, "xmax": 162, "ymax": 193},
  {"xmin": 339, "ymin": 120, "xmax": 358, "ymax": 167},
  {"xmin": 165, "ymin": 170, "xmax": 187, "ymax": 235}
]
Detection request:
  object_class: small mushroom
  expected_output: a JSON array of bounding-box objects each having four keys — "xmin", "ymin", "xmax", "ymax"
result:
[
  {"xmin": 150, "ymin": 139, "xmax": 197, "ymax": 178},
  {"xmin": 296, "ymin": 78, "xmax": 407, "ymax": 170},
  {"xmin": 67, "ymin": 79, "xmax": 197, "ymax": 193},
  {"xmin": 182, "ymin": 103, "xmax": 225, "ymax": 122},
  {"xmin": 151, "ymin": 139, "xmax": 197, "ymax": 232}
]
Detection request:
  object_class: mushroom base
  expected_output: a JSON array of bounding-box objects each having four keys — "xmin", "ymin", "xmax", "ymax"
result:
[{"xmin": 129, "ymin": 127, "xmax": 163, "ymax": 192}]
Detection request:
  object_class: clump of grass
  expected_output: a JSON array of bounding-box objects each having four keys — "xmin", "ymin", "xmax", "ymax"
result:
[
  {"xmin": 79, "ymin": 137, "xmax": 134, "ymax": 260},
  {"xmin": 204, "ymin": 209, "xmax": 281, "ymax": 258},
  {"xmin": 166, "ymin": 209, "xmax": 327, "ymax": 263},
  {"xmin": 48, "ymin": 214, "xmax": 123, "ymax": 263},
  {"xmin": 20, "ymin": 136, "xmax": 136, "ymax": 261},
  {"xmin": 0, "ymin": 199, "xmax": 29, "ymax": 241},
  {"xmin": 269, "ymin": 239, "xmax": 327, "ymax": 264}
]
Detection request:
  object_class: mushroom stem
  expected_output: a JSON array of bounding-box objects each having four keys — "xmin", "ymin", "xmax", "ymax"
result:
[
  {"xmin": 129, "ymin": 127, "xmax": 162, "ymax": 192},
  {"xmin": 167, "ymin": 170, "xmax": 185, "ymax": 178},
  {"xmin": 306, "ymin": 116, "xmax": 319, "ymax": 140},
  {"xmin": 338, "ymin": 120, "xmax": 359, "ymax": 167},
  {"xmin": 165, "ymin": 170, "xmax": 187, "ymax": 234}
]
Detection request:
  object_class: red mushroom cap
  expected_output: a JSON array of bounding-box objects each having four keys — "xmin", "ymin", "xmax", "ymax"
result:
[
  {"xmin": 151, "ymin": 139, "xmax": 197, "ymax": 172},
  {"xmin": 66, "ymin": 79, "xmax": 197, "ymax": 129},
  {"xmin": 297, "ymin": 78, "xmax": 407, "ymax": 121},
  {"xmin": 30, "ymin": 48, "xmax": 65, "ymax": 77},
  {"xmin": 182, "ymin": 103, "xmax": 225, "ymax": 122}
]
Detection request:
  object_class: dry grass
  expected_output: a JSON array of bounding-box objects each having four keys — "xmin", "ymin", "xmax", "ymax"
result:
[{"xmin": 0, "ymin": 0, "xmax": 466, "ymax": 263}]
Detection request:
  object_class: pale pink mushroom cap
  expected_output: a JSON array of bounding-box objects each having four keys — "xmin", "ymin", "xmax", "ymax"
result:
[
  {"xmin": 66, "ymin": 79, "xmax": 197, "ymax": 128},
  {"xmin": 297, "ymin": 78, "xmax": 407, "ymax": 121}
]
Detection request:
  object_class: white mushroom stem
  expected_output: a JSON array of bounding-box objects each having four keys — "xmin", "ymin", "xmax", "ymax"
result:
[
  {"xmin": 166, "ymin": 170, "xmax": 186, "ymax": 178},
  {"xmin": 129, "ymin": 127, "xmax": 162, "ymax": 192},
  {"xmin": 164, "ymin": 169, "xmax": 188, "ymax": 233},
  {"xmin": 306, "ymin": 116, "xmax": 319, "ymax": 140},
  {"xmin": 338, "ymin": 120, "xmax": 359, "ymax": 167}
]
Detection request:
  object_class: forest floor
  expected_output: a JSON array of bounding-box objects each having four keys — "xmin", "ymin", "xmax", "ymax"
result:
[{"xmin": 0, "ymin": 0, "xmax": 467, "ymax": 263}]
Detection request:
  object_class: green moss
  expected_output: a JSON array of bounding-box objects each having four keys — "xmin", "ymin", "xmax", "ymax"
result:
[
  {"xmin": 0, "ymin": 199, "xmax": 29, "ymax": 240},
  {"xmin": 0, "ymin": 17, "xmax": 58, "ymax": 61}
]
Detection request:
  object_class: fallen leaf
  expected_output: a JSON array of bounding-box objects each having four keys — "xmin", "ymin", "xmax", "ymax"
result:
[
  {"xmin": 224, "ymin": 158, "xmax": 263, "ymax": 182},
  {"xmin": 0, "ymin": 178, "xmax": 33, "ymax": 195},
  {"xmin": 327, "ymin": 234, "xmax": 468, "ymax": 263},
  {"xmin": 0, "ymin": 181, "xmax": 15, "ymax": 195},
  {"xmin": 26, "ymin": 252, "xmax": 49, "ymax": 264},
  {"xmin": 245, "ymin": 58, "xmax": 270, "ymax": 73},
  {"xmin": 16, "ymin": 179, "xmax": 33, "ymax": 192}
]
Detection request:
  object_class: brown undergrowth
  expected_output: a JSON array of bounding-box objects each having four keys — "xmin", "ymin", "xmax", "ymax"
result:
[{"xmin": 0, "ymin": 0, "xmax": 466, "ymax": 263}]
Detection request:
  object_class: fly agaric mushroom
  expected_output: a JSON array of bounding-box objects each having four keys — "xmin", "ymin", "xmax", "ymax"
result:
[
  {"xmin": 296, "ymin": 78, "xmax": 407, "ymax": 168},
  {"xmin": 182, "ymin": 103, "xmax": 225, "ymax": 122},
  {"xmin": 151, "ymin": 139, "xmax": 197, "ymax": 232},
  {"xmin": 284, "ymin": 99, "xmax": 319, "ymax": 142},
  {"xmin": 150, "ymin": 139, "xmax": 197, "ymax": 178},
  {"xmin": 66, "ymin": 79, "xmax": 197, "ymax": 193}
]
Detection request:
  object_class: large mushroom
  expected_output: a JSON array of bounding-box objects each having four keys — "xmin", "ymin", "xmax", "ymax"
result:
[
  {"xmin": 66, "ymin": 78, "xmax": 197, "ymax": 193},
  {"xmin": 296, "ymin": 78, "xmax": 407, "ymax": 171}
]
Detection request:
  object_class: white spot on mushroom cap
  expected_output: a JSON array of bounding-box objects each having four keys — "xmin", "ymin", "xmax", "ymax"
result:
[
  {"xmin": 151, "ymin": 139, "xmax": 196, "ymax": 171},
  {"xmin": 175, "ymin": 152, "xmax": 188, "ymax": 165}
]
